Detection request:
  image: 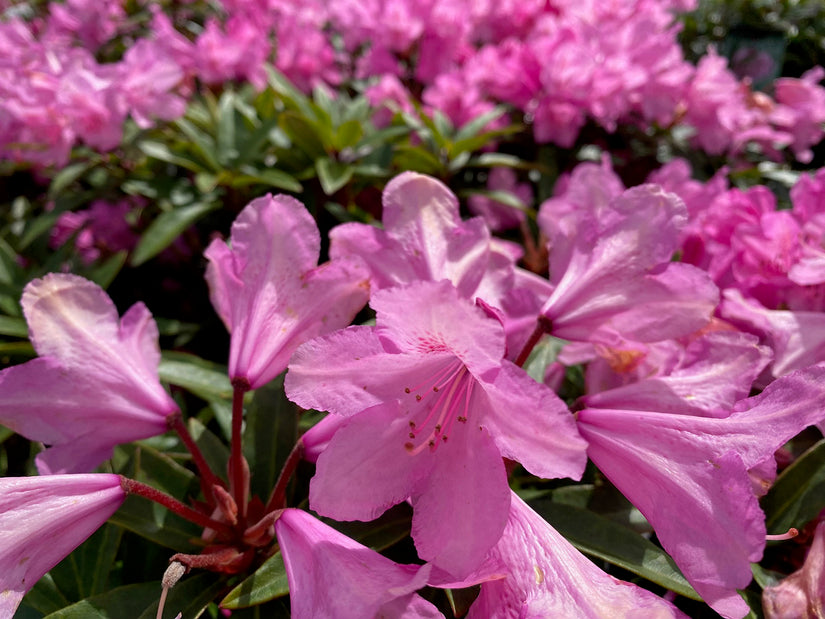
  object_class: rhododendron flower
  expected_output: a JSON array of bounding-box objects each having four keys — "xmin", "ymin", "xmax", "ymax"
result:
[
  {"xmin": 274, "ymin": 508, "xmax": 442, "ymax": 618},
  {"xmin": 286, "ymin": 280, "xmax": 587, "ymax": 577},
  {"xmin": 720, "ymin": 289, "xmax": 825, "ymax": 378},
  {"xmin": 205, "ymin": 194, "xmax": 369, "ymax": 389},
  {"xmin": 329, "ymin": 171, "xmax": 515, "ymax": 306},
  {"xmin": 468, "ymin": 492, "xmax": 688, "ymax": 618},
  {"xmin": 0, "ymin": 274, "xmax": 178, "ymax": 474},
  {"xmin": 577, "ymin": 364, "xmax": 825, "ymax": 618},
  {"xmin": 0, "ymin": 474, "xmax": 126, "ymax": 617},
  {"xmin": 763, "ymin": 520, "xmax": 825, "ymax": 618},
  {"xmin": 538, "ymin": 184, "xmax": 719, "ymax": 344}
]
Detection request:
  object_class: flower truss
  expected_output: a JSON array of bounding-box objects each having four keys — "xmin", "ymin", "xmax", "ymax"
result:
[{"xmin": 2, "ymin": 172, "xmax": 825, "ymax": 619}]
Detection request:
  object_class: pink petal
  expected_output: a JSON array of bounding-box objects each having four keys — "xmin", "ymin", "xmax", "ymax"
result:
[
  {"xmin": 205, "ymin": 194, "xmax": 369, "ymax": 388},
  {"xmin": 0, "ymin": 474, "xmax": 125, "ymax": 617},
  {"xmin": 480, "ymin": 361, "xmax": 587, "ymax": 480},
  {"xmin": 410, "ymin": 421, "xmax": 510, "ymax": 578},
  {"xmin": 468, "ymin": 492, "xmax": 687, "ymax": 619},
  {"xmin": 274, "ymin": 508, "xmax": 437, "ymax": 619},
  {"xmin": 309, "ymin": 402, "xmax": 432, "ymax": 521}
]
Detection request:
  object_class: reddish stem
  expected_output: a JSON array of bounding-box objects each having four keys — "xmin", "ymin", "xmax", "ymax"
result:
[
  {"xmin": 119, "ymin": 477, "xmax": 236, "ymax": 539},
  {"xmin": 167, "ymin": 413, "xmax": 225, "ymax": 503},
  {"xmin": 265, "ymin": 439, "xmax": 305, "ymax": 513},
  {"xmin": 514, "ymin": 315, "xmax": 553, "ymax": 368},
  {"xmin": 230, "ymin": 379, "xmax": 251, "ymax": 523}
]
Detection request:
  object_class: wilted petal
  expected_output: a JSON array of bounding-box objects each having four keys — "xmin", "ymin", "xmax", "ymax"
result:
[
  {"xmin": 0, "ymin": 474, "xmax": 126, "ymax": 617},
  {"xmin": 274, "ymin": 508, "xmax": 440, "ymax": 619}
]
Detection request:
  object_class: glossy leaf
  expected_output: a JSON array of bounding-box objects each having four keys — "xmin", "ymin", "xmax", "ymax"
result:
[
  {"xmin": 49, "ymin": 523, "xmax": 123, "ymax": 601},
  {"xmin": 315, "ymin": 157, "xmax": 354, "ymax": 196},
  {"xmin": 158, "ymin": 352, "xmax": 232, "ymax": 400},
  {"xmin": 131, "ymin": 201, "xmax": 219, "ymax": 266},
  {"xmin": 220, "ymin": 552, "xmax": 289, "ymax": 609}
]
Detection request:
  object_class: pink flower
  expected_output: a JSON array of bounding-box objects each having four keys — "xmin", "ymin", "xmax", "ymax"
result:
[
  {"xmin": 763, "ymin": 520, "xmax": 825, "ymax": 618},
  {"xmin": 577, "ymin": 364, "xmax": 825, "ymax": 618},
  {"xmin": 286, "ymin": 280, "xmax": 587, "ymax": 577},
  {"xmin": 329, "ymin": 171, "xmax": 517, "ymax": 308},
  {"xmin": 467, "ymin": 167, "xmax": 531, "ymax": 231},
  {"xmin": 0, "ymin": 274, "xmax": 178, "ymax": 474},
  {"xmin": 468, "ymin": 492, "xmax": 688, "ymax": 618},
  {"xmin": 274, "ymin": 508, "xmax": 441, "ymax": 618},
  {"xmin": 205, "ymin": 194, "xmax": 370, "ymax": 389},
  {"xmin": 538, "ymin": 184, "xmax": 719, "ymax": 345},
  {"xmin": 0, "ymin": 474, "xmax": 126, "ymax": 617}
]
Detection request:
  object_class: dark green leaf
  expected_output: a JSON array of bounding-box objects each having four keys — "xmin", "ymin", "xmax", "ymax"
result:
[
  {"xmin": 138, "ymin": 141, "xmax": 208, "ymax": 173},
  {"xmin": 751, "ymin": 563, "xmax": 784, "ymax": 590},
  {"xmin": 454, "ymin": 106, "xmax": 507, "ymax": 141},
  {"xmin": 323, "ymin": 503, "xmax": 412, "ymax": 551},
  {"xmin": 158, "ymin": 352, "xmax": 232, "ymax": 400},
  {"xmin": 315, "ymin": 158, "xmax": 354, "ymax": 196},
  {"xmin": 0, "ymin": 314, "xmax": 27, "ymax": 338},
  {"xmin": 187, "ymin": 417, "xmax": 229, "ymax": 483},
  {"xmin": 108, "ymin": 495, "xmax": 201, "ymax": 552},
  {"xmin": 279, "ymin": 113, "xmax": 328, "ymax": 159},
  {"xmin": 221, "ymin": 552, "xmax": 289, "ymax": 609},
  {"xmin": 44, "ymin": 582, "xmax": 159, "ymax": 619},
  {"xmin": 234, "ymin": 166, "xmax": 302, "ymax": 192},
  {"xmin": 18, "ymin": 211, "xmax": 61, "ymax": 250},
  {"xmin": 243, "ymin": 374, "xmax": 299, "ymax": 501},
  {"xmin": 50, "ymin": 524, "xmax": 123, "ymax": 600},
  {"xmin": 131, "ymin": 202, "xmax": 219, "ymax": 266},
  {"xmin": 174, "ymin": 118, "xmax": 222, "ymax": 172},
  {"xmin": 217, "ymin": 91, "xmax": 239, "ymax": 165},
  {"xmin": 135, "ymin": 573, "xmax": 225, "ymax": 619},
  {"xmin": 529, "ymin": 500, "xmax": 702, "ymax": 600},
  {"xmin": 763, "ymin": 438, "xmax": 825, "ymax": 534},
  {"xmin": 22, "ymin": 574, "xmax": 70, "ymax": 615},
  {"xmin": 48, "ymin": 162, "xmax": 94, "ymax": 197}
]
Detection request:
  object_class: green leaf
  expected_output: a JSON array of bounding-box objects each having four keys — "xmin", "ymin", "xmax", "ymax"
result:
[
  {"xmin": 158, "ymin": 352, "xmax": 232, "ymax": 400},
  {"xmin": 243, "ymin": 374, "xmax": 299, "ymax": 502},
  {"xmin": 529, "ymin": 499, "xmax": 702, "ymax": 601},
  {"xmin": 43, "ymin": 582, "xmax": 158, "ymax": 619},
  {"xmin": 187, "ymin": 416, "xmax": 229, "ymax": 483},
  {"xmin": 333, "ymin": 119, "xmax": 364, "ymax": 151},
  {"xmin": 138, "ymin": 141, "xmax": 208, "ymax": 173},
  {"xmin": 50, "ymin": 524, "xmax": 124, "ymax": 601},
  {"xmin": 522, "ymin": 336, "xmax": 565, "ymax": 384},
  {"xmin": 0, "ymin": 314, "xmax": 27, "ymax": 338},
  {"xmin": 234, "ymin": 166, "xmax": 302, "ymax": 192},
  {"xmin": 131, "ymin": 202, "xmax": 219, "ymax": 266},
  {"xmin": 221, "ymin": 552, "xmax": 289, "ymax": 609},
  {"xmin": 763, "ymin": 438, "xmax": 825, "ymax": 534},
  {"xmin": 315, "ymin": 157, "xmax": 354, "ymax": 196},
  {"xmin": 393, "ymin": 146, "xmax": 444, "ymax": 176},
  {"xmin": 135, "ymin": 573, "xmax": 225, "ymax": 619},
  {"xmin": 454, "ymin": 106, "xmax": 507, "ymax": 141},
  {"xmin": 174, "ymin": 118, "xmax": 222, "ymax": 172},
  {"xmin": 48, "ymin": 162, "xmax": 93, "ymax": 197},
  {"xmin": 45, "ymin": 573, "xmax": 223, "ymax": 619},
  {"xmin": 22, "ymin": 574, "xmax": 70, "ymax": 615},
  {"xmin": 279, "ymin": 112, "xmax": 328, "ymax": 159},
  {"xmin": 323, "ymin": 502, "xmax": 412, "ymax": 552},
  {"xmin": 217, "ymin": 91, "xmax": 239, "ymax": 165}
]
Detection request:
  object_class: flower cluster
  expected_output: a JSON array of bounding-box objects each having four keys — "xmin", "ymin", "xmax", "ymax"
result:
[
  {"xmin": 3, "ymin": 168, "xmax": 824, "ymax": 618},
  {"xmin": 2, "ymin": 0, "xmax": 824, "ymax": 167}
]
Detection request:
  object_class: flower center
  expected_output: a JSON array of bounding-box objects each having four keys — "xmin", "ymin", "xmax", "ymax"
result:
[{"xmin": 402, "ymin": 359, "xmax": 473, "ymax": 455}]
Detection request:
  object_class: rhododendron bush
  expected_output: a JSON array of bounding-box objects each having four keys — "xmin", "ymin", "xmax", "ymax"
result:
[{"xmin": 3, "ymin": 0, "xmax": 825, "ymax": 617}]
